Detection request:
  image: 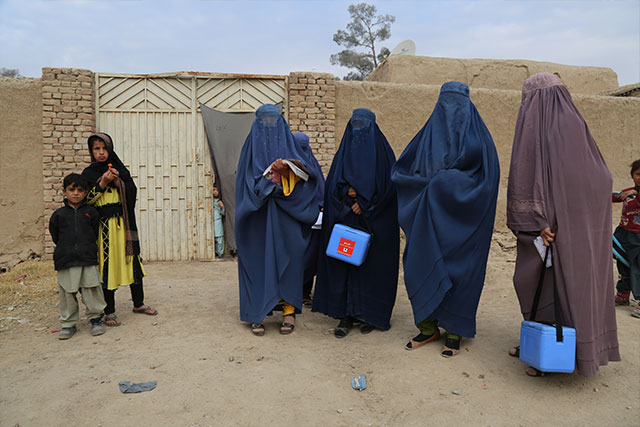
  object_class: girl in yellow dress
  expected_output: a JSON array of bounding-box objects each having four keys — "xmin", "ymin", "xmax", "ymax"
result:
[{"xmin": 82, "ymin": 133, "xmax": 157, "ymax": 326}]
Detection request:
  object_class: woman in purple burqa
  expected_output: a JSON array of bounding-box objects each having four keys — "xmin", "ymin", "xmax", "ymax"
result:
[{"xmin": 507, "ymin": 72, "xmax": 620, "ymax": 377}]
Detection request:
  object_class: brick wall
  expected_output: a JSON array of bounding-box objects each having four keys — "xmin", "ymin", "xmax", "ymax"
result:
[
  {"xmin": 41, "ymin": 68, "xmax": 95, "ymax": 258},
  {"xmin": 287, "ymin": 72, "xmax": 336, "ymax": 174}
]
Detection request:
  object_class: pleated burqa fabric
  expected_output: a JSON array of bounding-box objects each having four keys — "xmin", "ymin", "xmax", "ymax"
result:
[
  {"xmin": 312, "ymin": 108, "xmax": 399, "ymax": 330},
  {"xmin": 507, "ymin": 72, "xmax": 620, "ymax": 377},
  {"xmin": 391, "ymin": 81, "xmax": 500, "ymax": 338},
  {"xmin": 235, "ymin": 105, "xmax": 321, "ymax": 322}
]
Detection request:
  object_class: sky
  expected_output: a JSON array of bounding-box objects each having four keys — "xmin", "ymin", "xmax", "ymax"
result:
[{"xmin": 1, "ymin": 0, "xmax": 639, "ymax": 85}]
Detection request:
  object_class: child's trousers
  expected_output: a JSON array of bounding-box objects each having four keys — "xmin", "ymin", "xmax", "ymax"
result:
[
  {"xmin": 59, "ymin": 286, "xmax": 106, "ymax": 328},
  {"xmin": 215, "ymin": 236, "xmax": 224, "ymax": 257},
  {"xmin": 57, "ymin": 265, "xmax": 106, "ymax": 328}
]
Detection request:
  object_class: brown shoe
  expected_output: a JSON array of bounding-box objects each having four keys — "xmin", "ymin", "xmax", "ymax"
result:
[
  {"xmin": 441, "ymin": 335, "xmax": 461, "ymax": 358},
  {"xmin": 280, "ymin": 315, "xmax": 295, "ymax": 335},
  {"xmin": 405, "ymin": 330, "xmax": 441, "ymax": 350}
]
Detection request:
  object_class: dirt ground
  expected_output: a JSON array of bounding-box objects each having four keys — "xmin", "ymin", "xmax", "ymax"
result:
[{"xmin": 1, "ymin": 234, "xmax": 638, "ymax": 427}]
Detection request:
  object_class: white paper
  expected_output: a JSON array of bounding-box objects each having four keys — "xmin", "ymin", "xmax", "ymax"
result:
[
  {"xmin": 262, "ymin": 159, "xmax": 309, "ymax": 182},
  {"xmin": 283, "ymin": 159, "xmax": 309, "ymax": 181},
  {"xmin": 534, "ymin": 236, "xmax": 552, "ymax": 267},
  {"xmin": 312, "ymin": 211, "xmax": 323, "ymax": 229}
]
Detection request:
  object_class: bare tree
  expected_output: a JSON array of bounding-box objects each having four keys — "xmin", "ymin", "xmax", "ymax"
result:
[
  {"xmin": 330, "ymin": 3, "xmax": 395, "ymax": 80},
  {"xmin": 1, "ymin": 68, "xmax": 22, "ymax": 78}
]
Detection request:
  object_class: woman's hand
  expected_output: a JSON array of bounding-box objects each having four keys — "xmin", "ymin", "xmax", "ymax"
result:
[
  {"xmin": 540, "ymin": 227, "xmax": 556, "ymax": 246},
  {"xmin": 351, "ymin": 201, "xmax": 362, "ymax": 215},
  {"xmin": 347, "ymin": 187, "xmax": 357, "ymax": 198},
  {"xmin": 271, "ymin": 158, "xmax": 290, "ymax": 175}
]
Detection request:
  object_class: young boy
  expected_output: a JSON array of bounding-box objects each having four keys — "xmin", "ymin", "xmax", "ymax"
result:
[
  {"xmin": 213, "ymin": 184, "xmax": 225, "ymax": 258},
  {"xmin": 49, "ymin": 173, "xmax": 106, "ymax": 339},
  {"xmin": 613, "ymin": 159, "xmax": 640, "ymax": 317}
]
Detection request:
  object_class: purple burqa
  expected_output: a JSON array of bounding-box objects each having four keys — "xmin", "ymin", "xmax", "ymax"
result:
[{"xmin": 507, "ymin": 73, "xmax": 620, "ymax": 377}]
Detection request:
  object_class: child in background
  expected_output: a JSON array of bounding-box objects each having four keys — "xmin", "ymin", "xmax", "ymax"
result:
[
  {"xmin": 49, "ymin": 173, "xmax": 106, "ymax": 340},
  {"xmin": 213, "ymin": 184, "xmax": 225, "ymax": 258},
  {"xmin": 613, "ymin": 159, "xmax": 640, "ymax": 317}
]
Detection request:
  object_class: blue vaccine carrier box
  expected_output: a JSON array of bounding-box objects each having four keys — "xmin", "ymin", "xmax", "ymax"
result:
[
  {"xmin": 326, "ymin": 224, "xmax": 371, "ymax": 266},
  {"xmin": 519, "ymin": 320, "xmax": 576, "ymax": 373}
]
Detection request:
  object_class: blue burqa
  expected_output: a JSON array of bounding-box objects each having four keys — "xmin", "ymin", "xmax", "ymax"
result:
[
  {"xmin": 235, "ymin": 105, "xmax": 321, "ymax": 322},
  {"xmin": 294, "ymin": 133, "xmax": 325, "ymax": 290},
  {"xmin": 312, "ymin": 109, "xmax": 399, "ymax": 330},
  {"xmin": 391, "ymin": 81, "xmax": 500, "ymax": 337}
]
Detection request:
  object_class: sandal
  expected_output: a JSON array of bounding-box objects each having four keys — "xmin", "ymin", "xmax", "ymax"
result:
[
  {"xmin": 615, "ymin": 291, "xmax": 631, "ymax": 306},
  {"xmin": 405, "ymin": 330, "xmax": 441, "ymax": 350},
  {"xmin": 632, "ymin": 306, "xmax": 640, "ymax": 318},
  {"xmin": 508, "ymin": 346, "xmax": 520, "ymax": 358},
  {"xmin": 104, "ymin": 314, "xmax": 121, "ymax": 327},
  {"xmin": 132, "ymin": 305, "xmax": 158, "ymax": 316},
  {"xmin": 441, "ymin": 334, "xmax": 461, "ymax": 358},
  {"xmin": 302, "ymin": 298, "xmax": 313, "ymax": 308},
  {"xmin": 251, "ymin": 323, "xmax": 265, "ymax": 336},
  {"xmin": 280, "ymin": 315, "xmax": 295, "ymax": 335},
  {"xmin": 334, "ymin": 317, "xmax": 354, "ymax": 339},
  {"xmin": 526, "ymin": 367, "xmax": 546, "ymax": 377}
]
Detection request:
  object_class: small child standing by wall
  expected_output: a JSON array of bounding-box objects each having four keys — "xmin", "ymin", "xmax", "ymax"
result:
[
  {"xmin": 49, "ymin": 173, "xmax": 106, "ymax": 340},
  {"xmin": 613, "ymin": 159, "xmax": 640, "ymax": 318},
  {"xmin": 213, "ymin": 184, "xmax": 225, "ymax": 259}
]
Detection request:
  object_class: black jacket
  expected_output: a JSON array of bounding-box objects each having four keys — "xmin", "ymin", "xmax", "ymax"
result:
[{"xmin": 49, "ymin": 200, "xmax": 100, "ymax": 271}]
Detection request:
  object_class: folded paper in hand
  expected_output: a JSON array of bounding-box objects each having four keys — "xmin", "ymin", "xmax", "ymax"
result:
[
  {"xmin": 533, "ymin": 236, "xmax": 552, "ymax": 267},
  {"xmin": 263, "ymin": 159, "xmax": 309, "ymax": 185}
]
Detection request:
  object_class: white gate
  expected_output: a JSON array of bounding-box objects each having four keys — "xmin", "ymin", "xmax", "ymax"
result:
[{"xmin": 96, "ymin": 72, "xmax": 288, "ymax": 260}]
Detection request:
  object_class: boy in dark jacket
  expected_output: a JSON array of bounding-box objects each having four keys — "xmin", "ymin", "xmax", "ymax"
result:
[{"xmin": 49, "ymin": 173, "xmax": 106, "ymax": 339}]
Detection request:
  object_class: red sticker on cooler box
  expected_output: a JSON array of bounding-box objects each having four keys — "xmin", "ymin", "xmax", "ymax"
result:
[{"xmin": 337, "ymin": 238, "xmax": 355, "ymax": 256}]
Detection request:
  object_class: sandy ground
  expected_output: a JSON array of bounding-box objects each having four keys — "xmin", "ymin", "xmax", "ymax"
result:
[{"xmin": 1, "ymin": 234, "xmax": 639, "ymax": 427}]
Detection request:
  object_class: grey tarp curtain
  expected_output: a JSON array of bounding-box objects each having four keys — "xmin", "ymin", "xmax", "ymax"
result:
[{"xmin": 200, "ymin": 104, "xmax": 255, "ymax": 252}]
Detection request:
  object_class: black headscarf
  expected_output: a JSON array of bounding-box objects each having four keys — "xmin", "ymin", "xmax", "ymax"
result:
[{"xmin": 82, "ymin": 132, "xmax": 140, "ymax": 255}]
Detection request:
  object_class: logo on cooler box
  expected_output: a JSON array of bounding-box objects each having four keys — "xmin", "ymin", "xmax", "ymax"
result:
[{"xmin": 337, "ymin": 238, "xmax": 355, "ymax": 256}]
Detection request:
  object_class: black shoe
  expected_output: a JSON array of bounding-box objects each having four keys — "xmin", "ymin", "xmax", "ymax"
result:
[
  {"xmin": 334, "ymin": 317, "xmax": 354, "ymax": 338},
  {"xmin": 360, "ymin": 323, "xmax": 375, "ymax": 334}
]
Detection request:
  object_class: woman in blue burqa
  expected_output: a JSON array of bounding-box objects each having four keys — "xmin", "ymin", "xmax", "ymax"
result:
[
  {"xmin": 235, "ymin": 104, "xmax": 321, "ymax": 336},
  {"xmin": 293, "ymin": 132, "xmax": 325, "ymax": 307},
  {"xmin": 312, "ymin": 108, "xmax": 399, "ymax": 338},
  {"xmin": 391, "ymin": 82, "xmax": 499, "ymax": 357}
]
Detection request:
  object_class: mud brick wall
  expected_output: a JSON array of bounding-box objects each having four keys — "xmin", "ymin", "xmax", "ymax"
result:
[
  {"xmin": 287, "ymin": 72, "xmax": 336, "ymax": 174},
  {"xmin": 41, "ymin": 68, "xmax": 95, "ymax": 258}
]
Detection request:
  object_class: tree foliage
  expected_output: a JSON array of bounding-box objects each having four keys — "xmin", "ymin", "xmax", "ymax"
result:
[
  {"xmin": 0, "ymin": 68, "xmax": 21, "ymax": 78},
  {"xmin": 330, "ymin": 3, "xmax": 395, "ymax": 80}
]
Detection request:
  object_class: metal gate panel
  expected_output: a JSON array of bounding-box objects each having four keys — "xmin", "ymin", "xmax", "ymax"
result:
[
  {"xmin": 197, "ymin": 77, "xmax": 287, "ymax": 111},
  {"xmin": 96, "ymin": 72, "xmax": 287, "ymax": 261}
]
